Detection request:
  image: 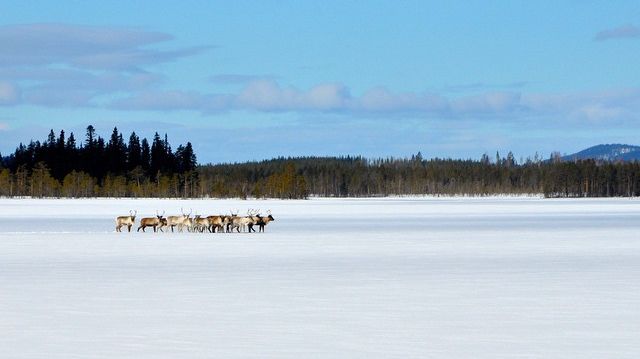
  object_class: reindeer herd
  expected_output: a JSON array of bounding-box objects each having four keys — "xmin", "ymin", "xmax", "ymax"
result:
[{"xmin": 115, "ymin": 208, "xmax": 275, "ymax": 233}]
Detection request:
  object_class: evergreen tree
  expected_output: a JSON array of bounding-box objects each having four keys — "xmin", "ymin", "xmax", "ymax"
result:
[
  {"xmin": 141, "ymin": 138, "xmax": 151, "ymax": 174},
  {"xmin": 85, "ymin": 125, "xmax": 96, "ymax": 148},
  {"xmin": 66, "ymin": 132, "xmax": 76, "ymax": 150},
  {"xmin": 182, "ymin": 142, "xmax": 197, "ymax": 172},
  {"xmin": 150, "ymin": 132, "xmax": 165, "ymax": 177},
  {"xmin": 47, "ymin": 129, "xmax": 56, "ymax": 148},
  {"xmin": 127, "ymin": 132, "xmax": 142, "ymax": 171},
  {"xmin": 107, "ymin": 127, "xmax": 127, "ymax": 174}
]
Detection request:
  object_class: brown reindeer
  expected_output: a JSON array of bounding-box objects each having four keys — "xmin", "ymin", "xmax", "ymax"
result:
[
  {"xmin": 206, "ymin": 215, "xmax": 229, "ymax": 233},
  {"xmin": 115, "ymin": 210, "xmax": 136, "ymax": 232},
  {"xmin": 256, "ymin": 210, "xmax": 275, "ymax": 232},
  {"xmin": 137, "ymin": 210, "xmax": 166, "ymax": 232}
]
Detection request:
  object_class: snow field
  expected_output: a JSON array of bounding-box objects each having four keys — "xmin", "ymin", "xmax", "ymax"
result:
[{"xmin": 1, "ymin": 197, "xmax": 639, "ymax": 358}]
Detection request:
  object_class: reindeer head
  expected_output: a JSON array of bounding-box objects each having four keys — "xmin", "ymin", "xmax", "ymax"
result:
[
  {"xmin": 181, "ymin": 207, "xmax": 192, "ymax": 219},
  {"xmin": 129, "ymin": 210, "xmax": 137, "ymax": 221},
  {"xmin": 156, "ymin": 210, "xmax": 165, "ymax": 220}
]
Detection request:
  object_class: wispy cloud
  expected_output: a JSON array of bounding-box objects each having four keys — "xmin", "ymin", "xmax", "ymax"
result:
[
  {"xmin": 0, "ymin": 23, "xmax": 207, "ymax": 70},
  {"xmin": 0, "ymin": 23, "xmax": 207, "ymax": 107},
  {"xmin": 594, "ymin": 24, "xmax": 640, "ymax": 41}
]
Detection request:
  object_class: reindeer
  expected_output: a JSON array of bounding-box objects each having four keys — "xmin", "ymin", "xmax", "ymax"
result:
[
  {"xmin": 115, "ymin": 210, "xmax": 137, "ymax": 232},
  {"xmin": 256, "ymin": 210, "xmax": 275, "ymax": 232},
  {"xmin": 166, "ymin": 208, "xmax": 192, "ymax": 232},
  {"xmin": 137, "ymin": 210, "xmax": 166, "ymax": 232},
  {"xmin": 206, "ymin": 215, "xmax": 229, "ymax": 233},
  {"xmin": 193, "ymin": 214, "xmax": 211, "ymax": 233},
  {"xmin": 182, "ymin": 216, "xmax": 195, "ymax": 233},
  {"xmin": 230, "ymin": 209, "xmax": 259, "ymax": 233},
  {"xmin": 226, "ymin": 209, "xmax": 240, "ymax": 233},
  {"xmin": 246, "ymin": 208, "xmax": 262, "ymax": 233}
]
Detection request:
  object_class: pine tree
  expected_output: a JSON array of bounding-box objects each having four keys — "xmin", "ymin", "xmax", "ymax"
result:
[
  {"xmin": 47, "ymin": 129, "xmax": 56, "ymax": 148},
  {"xmin": 85, "ymin": 125, "xmax": 96, "ymax": 148},
  {"xmin": 107, "ymin": 127, "xmax": 126, "ymax": 174},
  {"xmin": 127, "ymin": 132, "xmax": 142, "ymax": 171},
  {"xmin": 150, "ymin": 132, "xmax": 165, "ymax": 177},
  {"xmin": 141, "ymin": 138, "xmax": 151, "ymax": 174}
]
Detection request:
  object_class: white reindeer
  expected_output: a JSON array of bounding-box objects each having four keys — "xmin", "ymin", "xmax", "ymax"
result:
[
  {"xmin": 166, "ymin": 208, "xmax": 192, "ymax": 232},
  {"xmin": 230, "ymin": 209, "xmax": 259, "ymax": 233},
  {"xmin": 115, "ymin": 210, "xmax": 136, "ymax": 232}
]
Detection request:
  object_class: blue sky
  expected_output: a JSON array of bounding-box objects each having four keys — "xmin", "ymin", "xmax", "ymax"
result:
[{"xmin": 1, "ymin": 0, "xmax": 640, "ymax": 163}]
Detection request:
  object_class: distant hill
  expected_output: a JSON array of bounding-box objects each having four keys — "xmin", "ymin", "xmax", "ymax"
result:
[{"xmin": 562, "ymin": 144, "xmax": 640, "ymax": 162}]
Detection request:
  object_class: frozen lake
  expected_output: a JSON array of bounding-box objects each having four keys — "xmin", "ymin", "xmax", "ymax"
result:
[{"xmin": 1, "ymin": 197, "xmax": 639, "ymax": 358}]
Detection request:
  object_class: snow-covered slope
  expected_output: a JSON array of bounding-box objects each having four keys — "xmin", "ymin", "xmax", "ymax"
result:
[
  {"xmin": 1, "ymin": 197, "xmax": 639, "ymax": 358},
  {"xmin": 562, "ymin": 143, "xmax": 640, "ymax": 161}
]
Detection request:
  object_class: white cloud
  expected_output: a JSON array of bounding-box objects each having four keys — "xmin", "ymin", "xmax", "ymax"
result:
[
  {"xmin": 106, "ymin": 80, "xmax": 640, "ymax": 124},
  {"xmin": 234, "ymin": 80, "xmax": 350, "ymax": 111}
]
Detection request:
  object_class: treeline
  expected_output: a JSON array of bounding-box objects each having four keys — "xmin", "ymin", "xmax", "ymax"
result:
[
  {"xmin": 0, "ymin": 126, "xmax": 197, "ymax": 197},
  {"xmin": 195, "ymin": 152, "xmax": 640, "ymax": 198},
  {"xmin": 1, "ymin": 127, "xmax": 640, "ymax": 198}
]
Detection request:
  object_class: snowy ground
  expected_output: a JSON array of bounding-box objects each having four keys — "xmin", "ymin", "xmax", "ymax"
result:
[{"xmin": 1, "ymin": 197, "xmax": 640, "ymax": 358}]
